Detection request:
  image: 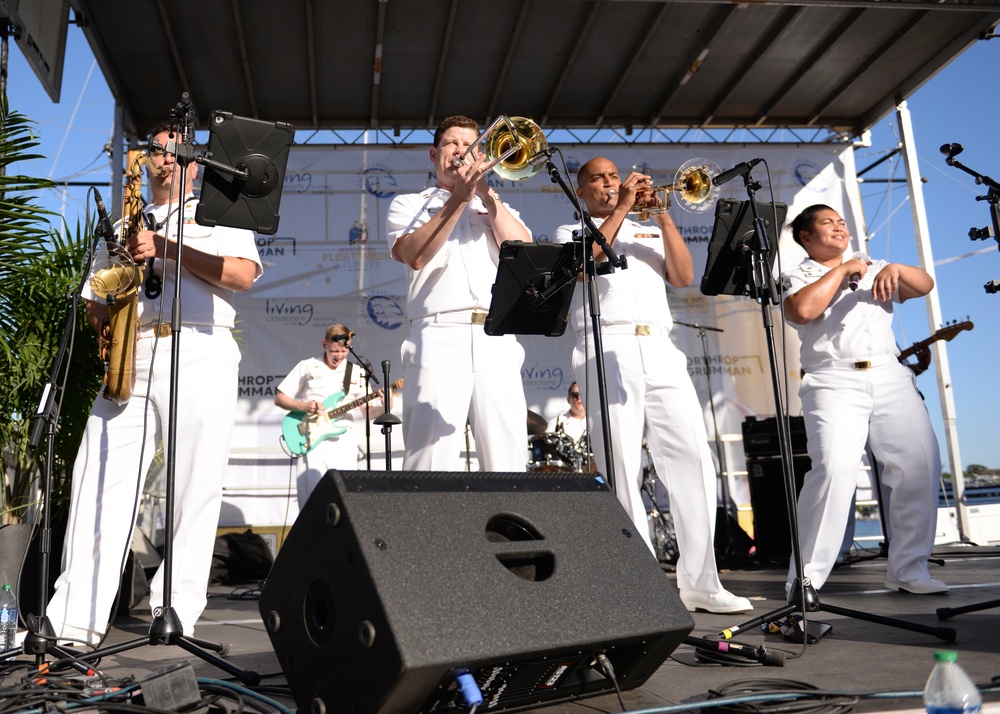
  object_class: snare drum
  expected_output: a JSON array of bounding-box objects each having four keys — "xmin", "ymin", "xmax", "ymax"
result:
[{"xmin": 527, "ymin": 432, "xmax": 579, "ymax": 472}]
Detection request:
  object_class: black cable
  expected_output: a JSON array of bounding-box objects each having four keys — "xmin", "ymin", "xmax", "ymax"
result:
[
  {"xmin": 708, "ymin": 679, "xmax": 858, "ymax": 714},
  {"xmin": 594, "ymin": 652, "xmax": 626, "ymax": 712}
]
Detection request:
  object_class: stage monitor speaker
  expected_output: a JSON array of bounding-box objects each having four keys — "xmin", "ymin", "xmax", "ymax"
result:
[
  {"xmin": 742, "ymin": 416, "xmax": 810, "ymax": 561},
  {"xmin": 259, "ymin": 470, "xmax": 694, "ymax": 714}
]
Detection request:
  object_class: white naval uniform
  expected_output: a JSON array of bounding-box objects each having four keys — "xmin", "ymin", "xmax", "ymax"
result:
[
  {"xmin": 783, "ymin": 257, "xmax": 941, "ymax": 590},
  {"xmin": 277, "ymin": 357, "xmax": 371, "ymax": 507},
  {"xmin": 547, "ymin": 410, "xmax": 587, "ymax": 443},
  {"xmin": 386, "ymin": 187, "xmax": 528, "ymax": 472},
  {"xmin": 553, "ymin": 218, "xmax": 725, "ymax": 594},
  {"xmin": 47, "ymin": 196, "xmax": 262, "ymax": 645}
]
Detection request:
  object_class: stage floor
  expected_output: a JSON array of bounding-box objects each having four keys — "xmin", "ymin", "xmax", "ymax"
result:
[{"xmin": 7, "ymin": 545, "xmax": 1000, "ymax": 713}]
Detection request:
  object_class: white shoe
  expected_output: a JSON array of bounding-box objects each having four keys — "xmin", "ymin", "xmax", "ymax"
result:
[
  {"xmin": 884, "ymin": 577, "xmax": 949, "ymax": 595},
  {"xmin": 679, "ymin": 588, "xmax": 753, "ymax": 614}
]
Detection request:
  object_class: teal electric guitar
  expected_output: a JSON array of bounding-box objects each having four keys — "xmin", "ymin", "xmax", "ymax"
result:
[{"xmin": 280, "ymin": 378, "xmax": 403, "ymax": 456}]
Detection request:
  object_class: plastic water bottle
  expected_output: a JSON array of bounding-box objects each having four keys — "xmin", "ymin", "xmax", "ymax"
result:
[
  {"xmin": 0, "ymin": 584, "xmax": 17, "ymax": 651},
  {"xmin": 923, "ymin": 650, "xmax": 982, "ymax": 714}
]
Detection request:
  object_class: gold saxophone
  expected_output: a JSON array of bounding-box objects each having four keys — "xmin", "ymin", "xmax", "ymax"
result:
[{"xmin": 90, "ymin": 151, "xmax": 166, "ymax": 405}]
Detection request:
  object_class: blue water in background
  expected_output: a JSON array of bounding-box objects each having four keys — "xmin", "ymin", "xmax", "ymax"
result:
[{"xmin": 853, "ymin": 517, "xmax": 884, "ymax": 545}]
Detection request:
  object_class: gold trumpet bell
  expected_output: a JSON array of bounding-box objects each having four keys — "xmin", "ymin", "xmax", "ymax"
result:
[
  {"xmin": 484, "ymin": 116, "xmax": 548, "ymax": 181},
  {"xmin": 671, "ymin": 158, "xmax": 721, "ymax": 213}
]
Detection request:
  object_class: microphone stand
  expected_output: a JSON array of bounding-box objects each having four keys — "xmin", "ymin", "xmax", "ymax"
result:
[
  {"xmin": 672, "ymin": 319, "xmax": 744, "ymax": 566},
  {"xmin": 372, "ymin": 360, "xmax": 401, "ymax": 471},
  {"xmin": 17, "ymin": 255, "xmax": 94, "ymax": 665},
  {"xmin": 714, "ymin": 164, "xmax": 955, "ymax": 646},
  {"xmin": 541, "ymin": 155, "xmax": 626, "ymax": 492},
  {"xmin": 343, "ymin": 342, "xmax": 379, "ymax": 470}
]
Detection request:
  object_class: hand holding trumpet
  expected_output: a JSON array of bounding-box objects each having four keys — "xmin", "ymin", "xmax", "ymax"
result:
[{"xmin": 611, "ymin": 171, "xmax": 665, "ymax": 216}]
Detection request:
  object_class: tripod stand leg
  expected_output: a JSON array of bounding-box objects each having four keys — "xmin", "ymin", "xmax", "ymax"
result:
[
  {"xmin": 819, "ymin": 601, "xmax": 955, "ymax": 641},
  {"xmin": 171, "ymin": 634, "xmax": 261, "ymax": 685},
  {"xmin": 38, "ymin": 607, "xmax": 262, "ymax": 685},
  {"xmin": 937, "ymin": 598, "xmax": 1000, "ymax": 620},
  {"xmin": 716, "ymin": 602, "xmax": 798, "ymax": 640}
]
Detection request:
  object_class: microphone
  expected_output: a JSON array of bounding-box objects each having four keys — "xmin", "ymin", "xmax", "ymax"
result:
[
  {"xmin": 847, "ymin": 251, "xmax": 870, "ymax": 291},
  {"xmin": 939, "ymin": 143, "xmax": 963, "ymax": 159},
  {"xmin": 528, "ymin": 147, "xmax": 557, "ymax": 167},
  {"xmin": 714, "ymin": 158, "xmax": 764, "ymax": 186},
  {"xmin": 330, "ymin": 332, "xmax": 355, "ymax": 344},
  {"xmin": 93, "ymin": 188, "xmax": 115, "ymax": 242}
]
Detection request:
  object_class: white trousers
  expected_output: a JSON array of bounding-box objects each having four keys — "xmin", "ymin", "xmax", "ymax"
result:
[
  {"xmin": 789, "ymin": 362, "xmax": 940, "ymax": 589},
  {"xmin": 574, "ymin": 333, "xmax": 724, "ymax": 593},
  {"xmin": 47, "ymin": 331, "xmax": 241, "ymax": 645},
  {"xmin": 400, "ymin": 322, "xmax": 527, "ymax": 472},
  {"xmin": 296, "ymin": 432, "xmax": 360, "ymax": 509}
]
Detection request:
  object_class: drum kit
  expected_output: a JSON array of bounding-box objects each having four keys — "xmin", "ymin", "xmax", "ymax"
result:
[{"xmin": 525, "ymin": 410, "xmax": 593, "ymax": 473}]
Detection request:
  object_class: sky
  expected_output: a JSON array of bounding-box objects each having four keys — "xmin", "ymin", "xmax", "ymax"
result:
[{"xmin": 7, "ymin": 25, "xmax": 1000, "ymax": 471}]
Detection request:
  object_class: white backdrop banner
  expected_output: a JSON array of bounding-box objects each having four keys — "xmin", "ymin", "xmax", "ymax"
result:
[{"xmin": 221, "ymin": 142, "xmax": 860, "ymax": 527}]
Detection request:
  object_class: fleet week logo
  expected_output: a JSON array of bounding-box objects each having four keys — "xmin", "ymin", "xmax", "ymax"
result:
[
  {"xmin": 359, "ymin": 164, "xmax": 398, "ymax": 199},
  {"xmin": 365, "ymin": 293, "xmax": 405, "ymax": 330}
]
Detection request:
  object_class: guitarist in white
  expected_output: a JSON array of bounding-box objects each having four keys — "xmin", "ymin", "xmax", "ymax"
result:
[{"xmin": 275, "ymin": 324, "xmax": 384, "ymax": 508}]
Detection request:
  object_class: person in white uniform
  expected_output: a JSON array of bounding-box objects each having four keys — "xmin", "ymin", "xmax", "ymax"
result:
[
  {"xmin": 546, "ymin": 382, "xmax": 587, "ymax": 443},
  {"xmin": 782, "ymin": 204, "xmax": 946, "ymax": 595},
  {"xmin": 554, "ymin": 157, "xmax": 752, "ymax": 614},
  {"xmin": 275, "ymin": 323, "xmax": 384, "ymax": 507},
  {"xmin": 46, "ymin": 123, "xmax": 263, "ymax": 646},
  {"xmin": 386, "ymin": 115, "xmax": 530, "ymax": 472}
]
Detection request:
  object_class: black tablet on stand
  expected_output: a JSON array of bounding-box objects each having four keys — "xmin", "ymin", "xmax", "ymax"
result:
[{"xmin": 485, "ymin": 241, "xmax": 581, "ymax": 336}]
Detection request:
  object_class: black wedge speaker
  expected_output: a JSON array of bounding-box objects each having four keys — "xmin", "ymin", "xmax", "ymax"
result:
[{"xmin": 259, "ymin": 470, "xmax": 694, "ymax": 714}]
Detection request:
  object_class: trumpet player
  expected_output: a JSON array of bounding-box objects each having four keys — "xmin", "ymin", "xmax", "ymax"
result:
[
  {"xmin": 554, "ymin": 157, "xmax": 752, "ymax": 614},
  {"xmin": 46, "ymin": 122, "xmax": 263, "ymax": 647},
  {"xmin": 386, "ymin": 115, "xmax": 531, "ymax": 471}
]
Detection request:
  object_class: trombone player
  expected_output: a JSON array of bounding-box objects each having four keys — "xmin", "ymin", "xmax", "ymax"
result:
[
  {"xmin": 386, "ymin": 115, "xmax": 532, "ymax": 471},
  {"xmin": 553, "ymin": 157, "xmax": 752, "ymax": 614}
]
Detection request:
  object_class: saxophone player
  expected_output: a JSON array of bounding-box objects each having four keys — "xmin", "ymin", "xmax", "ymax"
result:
[{"xmin": 46, "ymin": 123, "xmax": 263, "ymax": 647}]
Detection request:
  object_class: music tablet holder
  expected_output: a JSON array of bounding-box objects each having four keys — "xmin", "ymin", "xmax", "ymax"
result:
[
  {"xmin": 32, "ymin": 98, "xmax": 296, "ymax": 684},
  {"xmin": 704, "ymin": 165, "xmax": 955, "ymax": 647},
  {"xmin": 485, "ymin": 149, "xmax": 627, "ymax": 491}
]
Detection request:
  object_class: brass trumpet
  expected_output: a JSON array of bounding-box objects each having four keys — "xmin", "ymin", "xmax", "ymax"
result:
[
  {"xmin": 451, "ymin": 115, "xmax": 549, "ymax": 181},
  {"xmin": 628, "ymin": 158, "xmax": 721, "ymax": 220}
]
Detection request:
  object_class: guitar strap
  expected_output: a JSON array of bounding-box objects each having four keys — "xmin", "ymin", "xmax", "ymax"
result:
[{"xmin": 343, "ymin": 361, "xmax": 353, "ymax": 395}]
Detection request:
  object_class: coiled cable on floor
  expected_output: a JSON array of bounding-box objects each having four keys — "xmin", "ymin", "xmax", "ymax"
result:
[{"xmin": 707, "ymin": 678, "xmax": 858, "ymax": 714}]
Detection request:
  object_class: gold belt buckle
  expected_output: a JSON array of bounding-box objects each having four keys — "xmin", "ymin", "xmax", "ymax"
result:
[
  {"xmin": 853, "ymin": 360, "xmax": 871, "ymax": 370},
  {"xmin": 471, "ymin": 310, "xmax": 487, "ymax": 326},
  {"xmin": 635, "ymin": 324, "xmax": 651, "ymax": 336},
  {"xmin": 155, "ymin": 323, "xmax": 172, "ymax": 338}
]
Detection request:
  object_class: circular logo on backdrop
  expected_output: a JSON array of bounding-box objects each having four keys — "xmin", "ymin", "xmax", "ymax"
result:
[
  {"xmin": 366, "ymin": 294, "xmax": 405, "ymax": 330},
  {"xmin": 359, "ymin": 164, "xmax": 398, "ymax": 199},
  {"xmin": 793, "ymin": 159, "xmax": 829, "ymax": 193}
]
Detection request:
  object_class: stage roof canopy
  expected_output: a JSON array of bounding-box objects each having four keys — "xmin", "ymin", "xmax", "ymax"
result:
[{"xmin": 74, "ymin": 0, "xmax": 999, "ymax": 140}]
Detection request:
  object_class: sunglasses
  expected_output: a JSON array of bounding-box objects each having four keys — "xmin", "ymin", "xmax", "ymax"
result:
[{"xmin": 569, "ymin": 392, "xmax": 581, "ymax": 398}]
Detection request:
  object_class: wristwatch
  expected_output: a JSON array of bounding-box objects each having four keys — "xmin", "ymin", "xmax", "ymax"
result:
[{"xmin": 483, "ymin": 189, "xmax": 500, "ymax": 207}]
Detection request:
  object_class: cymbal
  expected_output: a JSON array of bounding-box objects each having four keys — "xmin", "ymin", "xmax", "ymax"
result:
[{"xmin": 526, "ymin": 409, "xmax": 547, "ymax": 436}]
